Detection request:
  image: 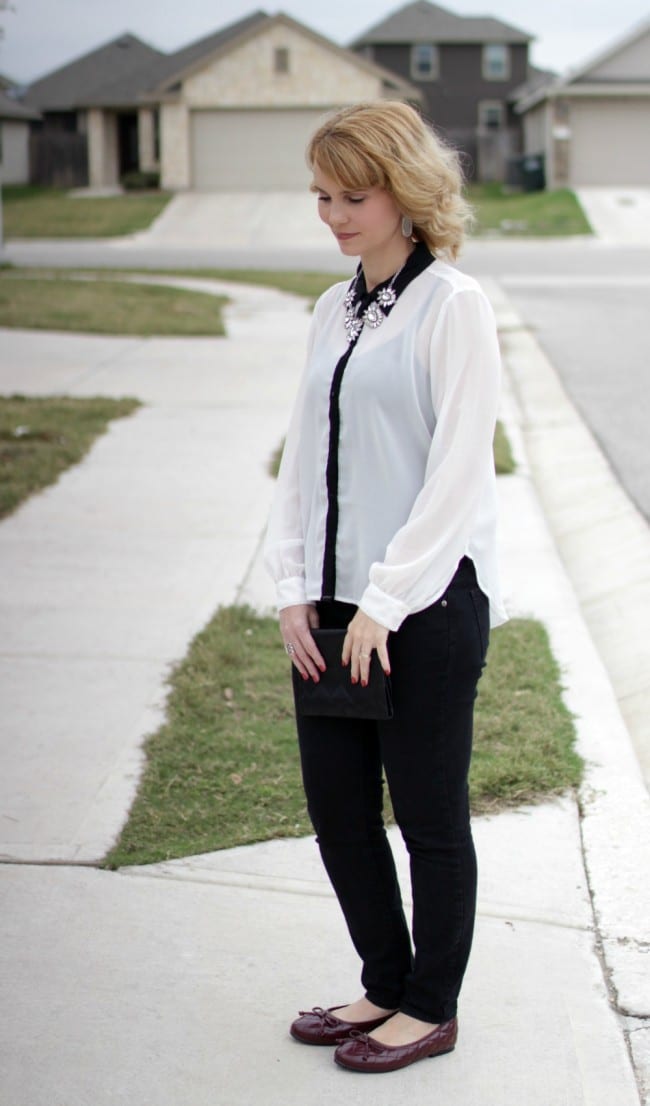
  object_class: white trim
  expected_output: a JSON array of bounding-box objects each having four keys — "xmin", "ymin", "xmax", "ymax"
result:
[
  {"xmin": 482, "ymin": 43, "xmax": 510, "ymax": 81},
  {"xmin": 516, "ymin": 18, "xmax": 650, "ymax": 114},
  {"xmin": 410, "ymin": 43, "xmax": 440, "ymax": 81},
  {"xmin": 561, "ymin": 15, "xmax": 650, "ymax": 86},
  {"xmin": 478, "ymin": 99, "xmax": 505, "ymax": 129}
]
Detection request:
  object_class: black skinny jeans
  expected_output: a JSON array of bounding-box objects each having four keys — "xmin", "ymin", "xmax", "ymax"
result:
[{"xmin": 294, "ymin": 558, "xmax": 489, "ymax": 1024}]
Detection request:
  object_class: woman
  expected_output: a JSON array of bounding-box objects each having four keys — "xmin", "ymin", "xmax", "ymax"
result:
[{"xmin": 264, "ymin": 101, "xmax": 507, "ymax": 1075}]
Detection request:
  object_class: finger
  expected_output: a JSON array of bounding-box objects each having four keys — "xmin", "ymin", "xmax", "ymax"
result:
[
  {"xmin": 305, "ymin": 635, "xmax": 326, "ymax": 673},
  {"xmin": 344, "ymin": 631, "xmax": 361, "ymax": 683},
  {"xmin": 292, "ymin": 634, "xmax": 324, "ymax": 681},
  {"xmin": 377, "ymin": 640, "xmax": 391, "ymax": 676},
  {"xmin": 357, "ymin": 647, "xmax": 373, "ymax": 687}
]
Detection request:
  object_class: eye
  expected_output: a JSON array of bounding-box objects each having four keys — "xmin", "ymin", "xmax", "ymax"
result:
[
  {"xmin": 316, "ymin": 194, "xmax": 330, "ymax": 203},
  {"xmin": 348, "ymin": 196, "xmax": 365, "ymax": 204}
]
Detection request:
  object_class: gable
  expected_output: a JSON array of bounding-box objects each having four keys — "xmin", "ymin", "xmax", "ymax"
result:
[
  {"xmin": 180, "ymin": 22, "xmax": 405, "ymax": 107},
  {"xmin": 577, "ymin": 26, "xmax": 650, "ymax": 83},
  {"xmin": 353, "ymin": 0, "xmax": 531, "ymax": 45},
  {"xmin": 23, "ymin": 34, "xmax": 166, "ymax": 110}
]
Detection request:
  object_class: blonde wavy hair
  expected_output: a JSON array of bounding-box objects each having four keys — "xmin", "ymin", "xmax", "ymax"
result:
[{"xmin": 307, "ymin": 101, "xmax": 473, "ymax": 260}]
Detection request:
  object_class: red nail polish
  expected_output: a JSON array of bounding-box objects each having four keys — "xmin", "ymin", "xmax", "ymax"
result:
[{"xmin": 361, "ymin": 680, "xmax": 368, "ymax": 688}]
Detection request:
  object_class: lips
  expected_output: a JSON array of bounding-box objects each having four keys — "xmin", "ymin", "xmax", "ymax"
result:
[{"xmin": 336, "ymin": 233, "xmax": 358, "ymax": 241}]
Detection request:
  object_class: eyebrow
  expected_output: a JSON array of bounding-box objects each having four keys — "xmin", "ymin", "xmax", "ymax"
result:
[{"xmin": 310, "ymin": 182, "xmax": 368, "ymax": 195}]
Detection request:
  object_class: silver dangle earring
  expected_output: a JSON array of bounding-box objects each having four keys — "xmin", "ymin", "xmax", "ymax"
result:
[{"xmin": 401, "ymin": 215, "xmax": 413, "ymax": 238}]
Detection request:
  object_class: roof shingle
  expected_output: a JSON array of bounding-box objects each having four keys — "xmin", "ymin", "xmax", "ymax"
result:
[{"xmin": 352, "ymin": 0, "xmax": 532, "ymax": 46}]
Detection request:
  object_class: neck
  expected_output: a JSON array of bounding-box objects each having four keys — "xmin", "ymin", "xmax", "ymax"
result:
[{"xmin": 361, "ymin": 240, "xmax": 415, "ymax": 292}]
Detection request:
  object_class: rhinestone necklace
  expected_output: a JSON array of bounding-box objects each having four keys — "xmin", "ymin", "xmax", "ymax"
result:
[{"xmin": 343, "ymin": 259, "xmax": 409, "ymax": 344}]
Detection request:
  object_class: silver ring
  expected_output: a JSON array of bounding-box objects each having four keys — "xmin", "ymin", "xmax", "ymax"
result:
[
  {"xmin": 359, "ymin": 652, "xmax": 371, "ymax": 659},
  {"xmin": 285, "ymin": 642, "xmax": 296, "ymax": 656}
]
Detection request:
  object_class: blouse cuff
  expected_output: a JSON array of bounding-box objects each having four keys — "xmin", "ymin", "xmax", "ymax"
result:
[
  {"xmin": 359, "ymin": 582, "xmax": 412, "ymax": 632},
  {"xmin": 276, "ymin": 575, "xmax": 308, "ymax": 611}
]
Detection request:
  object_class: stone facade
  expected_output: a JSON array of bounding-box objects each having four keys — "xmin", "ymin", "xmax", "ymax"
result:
[
  {"xmin": 87, "ymin": 108, "xmax": 119, "ymax": 188},
  {"xmin": 138, "ymin": 108, "xmax": 159, "ymax": 173},
  {"xmin": 160, "ymin": 103, "xmax": 191, "ymax": 190},
  {"xmin": 0, "ymin": 121, "xmax": 31, "ymax": 184},
  {"xmin": 182, "ymin": 24, "xmax": 385, "ymax": 107}
]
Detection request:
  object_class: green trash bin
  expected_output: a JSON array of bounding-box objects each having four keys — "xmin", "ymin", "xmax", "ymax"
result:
[{"xmin": 520, "ymin": 154, "xmax": 546, "ymax": 192}]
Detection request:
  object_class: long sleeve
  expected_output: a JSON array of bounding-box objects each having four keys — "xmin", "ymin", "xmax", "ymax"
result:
[
  {"xmin": 263, "ymin": 308, "xmax": 321, "ymax": 609},
  {"xmin": 359, "ymin": 287, "xmax": 501, "ymax": 630}
]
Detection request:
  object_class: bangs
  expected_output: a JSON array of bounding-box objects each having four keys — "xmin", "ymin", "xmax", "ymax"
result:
[{"xmin": 309, "ymin": 134, "xmax": 384, "ymax": 191}]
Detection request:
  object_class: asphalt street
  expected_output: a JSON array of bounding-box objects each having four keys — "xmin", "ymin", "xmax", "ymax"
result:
[{"xmin": 496, "ymin": 278, "xmax": 650, "ymax": 521}]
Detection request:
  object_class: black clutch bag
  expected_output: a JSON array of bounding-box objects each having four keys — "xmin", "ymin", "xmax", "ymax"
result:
[{"xmin": 292, "ymin": 628, "xmax": 393, "ymax": 720}]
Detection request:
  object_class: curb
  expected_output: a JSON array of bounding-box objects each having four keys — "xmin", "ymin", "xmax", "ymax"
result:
[{"xmin": 488, "ymin": 278, "xmax": 650, "ymax": 1102}]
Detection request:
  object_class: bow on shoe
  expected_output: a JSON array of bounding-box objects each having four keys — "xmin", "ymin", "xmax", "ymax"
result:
[
  {"xmin": 299, "ymin": 1006, "xmax": 344, "ymax": 1029},
  {"xmin": 346, "ymin": 1029, "xmax": 378, "ymax": 1059}
]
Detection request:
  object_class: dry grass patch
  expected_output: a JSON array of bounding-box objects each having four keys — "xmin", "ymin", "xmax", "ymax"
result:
[{"xmin": 104, "ymin": 607, "xmax": 581, "ymax": 868}]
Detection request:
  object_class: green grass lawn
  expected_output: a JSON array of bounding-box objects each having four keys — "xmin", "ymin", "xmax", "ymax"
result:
[
  {"xmin": 3, "ymin": 185, "xmax": 171, "ymax": 238},
  {"xmin": 103, "ymin": 605, "xmax": 581, "ymax": 868},
  {"xmin": 37, "ymin": 266, "xmax": 348, "ymax": 301},
  {"xmin": 468, "ymin": 184, "xmax": 592, "ymax": 237},
  {"xmin": 0, "ymin": 273, "xmax": 227, "ymax": 335},
  {"xmin": 493, "ymin": 420, "xmax": 515, "ymax": 474},
  {"xmin": 0, "ymin": 394, "xmax": 141, "ymax": 519}
]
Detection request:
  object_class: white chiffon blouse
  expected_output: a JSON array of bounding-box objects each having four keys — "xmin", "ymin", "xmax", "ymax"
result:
[{"xmin": 264, "ymin": 258, "xmax": 508, "ymax": 632}]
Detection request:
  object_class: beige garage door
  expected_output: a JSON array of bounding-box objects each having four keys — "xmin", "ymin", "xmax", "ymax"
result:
[
  {"xmin": 190, "ymin": 109, "xmax": 329, "ymax": 191},
  {"xmin": 570, "ymin": 99, "xmax": 650, "ymax": 186}
]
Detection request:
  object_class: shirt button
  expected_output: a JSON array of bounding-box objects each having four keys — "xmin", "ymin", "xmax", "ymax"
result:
[{"xmin": 441, "ymin": 599, "xmax": 448, "ymax": 607}]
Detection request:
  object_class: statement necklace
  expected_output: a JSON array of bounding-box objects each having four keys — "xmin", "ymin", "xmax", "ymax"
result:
[{"xmin": 343, "ymin": 260, "xmax": 408, "ymax": 344}]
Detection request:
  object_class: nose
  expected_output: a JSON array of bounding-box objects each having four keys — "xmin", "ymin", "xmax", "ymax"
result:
[{"xmin": 326, "ymin": 201, "xmax": 349, "ymax": 229}]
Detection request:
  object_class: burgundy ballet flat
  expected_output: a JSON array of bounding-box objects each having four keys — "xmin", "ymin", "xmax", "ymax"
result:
[
  {"xmin": 334, "ymin": 1016, "xmax": 458, "ymax": 1072},
  {"xmin": 290, "ymin": 1005, "xmax": 395, "ymax": 1046}
]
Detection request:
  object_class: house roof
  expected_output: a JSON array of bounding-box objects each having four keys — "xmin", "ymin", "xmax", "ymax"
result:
[
  {"xmin": 22, "ymin": 33, "xmax": 167, "ymax": 110},
  {"xmin": 515, "ymin": 16, "xmax": 650, "ymax": 113},
  {"xmin": 352, "ymin": 0, "xmax": 532, "ymax": 46},
  {"xmin": 0, "ymin": 89, "xmax": 41, "ymax": 121},
  {"xmin": 565, "ymin": 15, "xmax": 650, "ymax": 85},
  {"xmin": 145, "ymin": 9, "xmax": 269, "ymax": 89},
  {"xmin": 147, "ymin": 10, "xmax": 421, "ymax": 101},
  {"xmin": 508, "ymin": 66, "xmax": 557, "ymax": 105}
]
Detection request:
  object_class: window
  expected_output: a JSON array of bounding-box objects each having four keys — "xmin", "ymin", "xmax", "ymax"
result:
[
  {"xmin": 478, "ymin": 101, "xmax": 504, "ymax": 131},
  {"xmin": 274, "ymin": 47, "xmax": 290, "ymax": 74},
  {"xmin": 410, "ymin": 43, "xmax": 439, "ymax": 81},
  {"xmin": 482, "ymin": 43, "xmax": 510, "ymax": 81}
]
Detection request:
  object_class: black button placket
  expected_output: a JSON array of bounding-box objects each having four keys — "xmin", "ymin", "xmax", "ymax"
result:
[{"xmin": 320, "ymin": 243, "xmax": 435, "ymax": 601}]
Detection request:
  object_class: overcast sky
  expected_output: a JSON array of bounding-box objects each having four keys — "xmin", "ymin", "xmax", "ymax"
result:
[{"xmin": 2, "ymin": 0, "xmax": 649, "ymax": 84}]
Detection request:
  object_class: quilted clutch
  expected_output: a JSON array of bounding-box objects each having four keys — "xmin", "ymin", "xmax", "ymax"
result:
[{"xmin": 292, "ymin": 628, "xmax": 393, "ymax": 720}]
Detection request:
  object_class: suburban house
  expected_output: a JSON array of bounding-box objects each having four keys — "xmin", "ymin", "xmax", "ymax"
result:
[
  {"xmin": 351, "ymin": 0, "xmax": 535, "ymax": 179},
  {"xmin": 514, "ymin": 17, "xmax": 650, "ymax": 188},
  {"xmin": 0, "ymin": 82, "xmax": 40, "ymax": 184},
  {"xmin": 21, "ymin": 10, "xmax": 418, "ymax": 191},
  {"xmin": 21, "ymin": 33, "xmax": 169, "ymax": 188}
]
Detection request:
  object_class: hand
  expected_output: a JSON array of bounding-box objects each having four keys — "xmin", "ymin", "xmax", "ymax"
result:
[
  {"xmin": 279, "ymin": 604, "xmax": 325, "ymax": 682},
  {"xmin": 342, "ymin": 610, "xmax": 391, "ymax": 687}
]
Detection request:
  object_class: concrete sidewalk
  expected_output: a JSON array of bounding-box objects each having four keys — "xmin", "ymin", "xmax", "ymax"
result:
[
  {"xmin": 0, "ymin": 277, "xmax": 648, "ymax": 1104},
  {"xmin": 576, "ymin": 188, "xmax": 650, "ymax": 245}
]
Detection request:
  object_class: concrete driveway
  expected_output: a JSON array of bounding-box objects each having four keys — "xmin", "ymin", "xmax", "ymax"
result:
[
  {"xmin": 575, "ymin": 188, "xmax": 650, "ymax": 244},
  {"xmin": 136, "ymin": 191, "xmax": 334, "ymax": 250}
]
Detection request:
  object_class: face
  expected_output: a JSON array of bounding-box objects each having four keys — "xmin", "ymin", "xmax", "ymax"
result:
[{"xmin": 312, "ymin": 166, "xmax": 403, "ymax": 263}]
